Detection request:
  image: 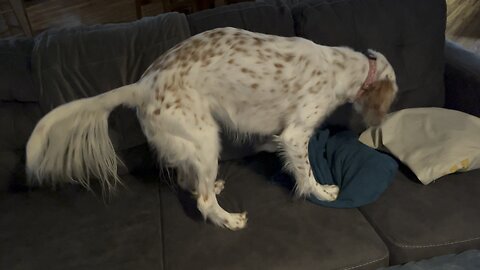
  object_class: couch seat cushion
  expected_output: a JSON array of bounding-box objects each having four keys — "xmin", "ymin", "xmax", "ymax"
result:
[
  {"xmin": 361, "ymin": 168, "xmax": 480, "ymax": 264},
  {"xmin": 0, "ymin": 174, "xmax": 163, "ymax": 270},
  {"xmin": 160, "ymin": 153, "xmax": 389, "ymax": 270}
]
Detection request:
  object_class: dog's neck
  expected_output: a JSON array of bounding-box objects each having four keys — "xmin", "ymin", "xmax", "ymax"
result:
[{"xmin": 329, "ymin": 49, "xmax": 380, "ymax": 103}]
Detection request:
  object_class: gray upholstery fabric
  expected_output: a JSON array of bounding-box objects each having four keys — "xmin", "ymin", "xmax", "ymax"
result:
[
  {"xmin": 0, "ymin": 102, "xmax": 42, "ymax": 151},
  {"xmin": 257, "ymin": 0, "xmax": 304, "ymax": 8},
  {"xmin": 291, "ymin": 0, "xmax": 446, "ymax": 131},
  {"xmin": 360, "ymin": 168, "xmax": 480, "ymax": 265},
  {"xmin": 0, "ymin": 38, "xmax": 36, "ymax": 102},
  {"xmin": 0, "ymin": 174, "xmax": 163, "ymax": 270},
  {"xmin": 160, "ymin": 153, "xmax": 389, "ymax": 270},
  {"xmin": 444, "ymin": 40, "xmax": 480, "ymax": 117},
  {"xmin": 0, "ymin": 102, "xmax": 42, "ymax": 191},
  {"xmin": 0, "ymin": 38, "xmax": 40, "ymax": 191},
  {"xmin": 381, "ymin": 249, "xmax": 480, "ymax": 270},
  {"xmin": 187, "ymin": 1, "xmax": 295, "ymax": 36}
]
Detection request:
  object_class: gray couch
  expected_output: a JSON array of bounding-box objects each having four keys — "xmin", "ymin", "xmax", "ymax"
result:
[{"xmin": 1, "ymin": 0, "xmax": 479, "ymax": 269}]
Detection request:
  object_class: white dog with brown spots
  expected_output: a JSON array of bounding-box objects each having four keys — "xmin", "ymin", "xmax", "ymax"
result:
[{"xmin": 26, "ymin": 27, "xmax": 398, "ymax": 230}]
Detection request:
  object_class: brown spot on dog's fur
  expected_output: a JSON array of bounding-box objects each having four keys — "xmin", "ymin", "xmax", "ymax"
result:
[
  {"xmin": 284, "ymin": 53, "xmax": 295, "ymax": 62},
  {"xmin": 256, "ymin": 49, "xmax": 267, "ymax": 60},
  {"xmin": 234, "ymin": 47, "xmax": 248, "ymax": 54},
  {"xmin": 334, "ymin": 61, "xmax": 346, "ymax": 70},
  {"xmin": 251, "ymin": 83, "xmax": 259, "ymax": 89},
  {"xmin": 154, "ymin": 109, "xmax": 161, "ymax": 115},
  {"xmin": 191, "ymin": 52, "xmax": 200, "ymax": 62},
  {"xmin": 228, "ymin": 59, "xmax": 234, "ymax": 64},
  {"xmin": 274, "ymin": 63, "xmax": 284, "ymax": 68},
  {"xmin": 253, "ymin": 37, "xmax": 263, "ymax": 46}
]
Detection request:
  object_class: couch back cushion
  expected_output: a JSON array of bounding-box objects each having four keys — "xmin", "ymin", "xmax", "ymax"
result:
[
  {"xmin": 30, "ymin": 13, "xmax": 191, "ymax": 172},
  {"xmin": 0, "ymin": 38, "xmax": 37, "ymax": 102},
  {"xmin": 291, "ymin": 0, "xmax": 446, "ymax": 130},
  {"xmin": 188, "ymin": 1, "xmax": 295, "ymax": 36}
]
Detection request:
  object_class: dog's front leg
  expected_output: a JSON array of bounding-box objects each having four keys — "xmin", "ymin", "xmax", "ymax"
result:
[{"xmin": 276, "ymin": 124, "xmax": 339, "ymax": 201}]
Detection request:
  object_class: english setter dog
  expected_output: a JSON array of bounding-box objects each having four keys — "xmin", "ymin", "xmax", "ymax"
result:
[{"xmin": 26, "ymin": 27, "xmax": 397, "ymax": 230}]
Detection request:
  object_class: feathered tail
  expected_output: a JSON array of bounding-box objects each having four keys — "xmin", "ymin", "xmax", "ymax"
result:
[{"xmin": 26, "ymin": 84, "xmax": 143, "ymax": 194}]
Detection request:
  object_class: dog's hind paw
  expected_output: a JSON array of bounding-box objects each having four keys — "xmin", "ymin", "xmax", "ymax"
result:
[
  {"xmin": 222, "ymin": 212, "xmax": 248, "ymax": 231},
  {"xmin": 214, "ymin": 180, "xmax": 225, "ymax": 195}
]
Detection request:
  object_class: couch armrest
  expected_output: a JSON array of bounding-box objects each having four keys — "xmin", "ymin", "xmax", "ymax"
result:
[{"xmin": 444, "ymin": 40, "xmax": 480, "ymax": 117}]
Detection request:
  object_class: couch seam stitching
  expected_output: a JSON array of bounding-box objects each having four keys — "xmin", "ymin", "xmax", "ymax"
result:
[
  {"xmin": 391, "ymin": 235, "xmax": 480, "ymax": 249},
  {"xmin": 341, "ymin": 253, "xmax": 389, "ymax": 270}
]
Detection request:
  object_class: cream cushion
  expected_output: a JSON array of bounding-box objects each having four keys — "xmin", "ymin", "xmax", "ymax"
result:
[{"xmin": 359, "ymin": 108, "xmax": 480, "ymax": 184}]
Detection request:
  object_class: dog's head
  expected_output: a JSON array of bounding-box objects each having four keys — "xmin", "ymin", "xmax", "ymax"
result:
[{"xmin": 354, "ymin": 50, "xmax": 398, "ymax": 127}]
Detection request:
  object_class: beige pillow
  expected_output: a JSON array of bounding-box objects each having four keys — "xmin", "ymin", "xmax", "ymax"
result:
[{"xmin": 359, "ymin": 108, "xmax": 480, "ymax": 184}]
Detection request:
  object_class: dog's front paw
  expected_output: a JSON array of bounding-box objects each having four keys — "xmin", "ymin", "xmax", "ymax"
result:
[{"xmin": 310, "ymin": 183, "xmax": 339, "ymax": 202}]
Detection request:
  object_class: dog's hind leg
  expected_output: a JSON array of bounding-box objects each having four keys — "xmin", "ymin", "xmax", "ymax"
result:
[
  {"xmin": 147, "ymin": 108, "xmax": 247, "ymax": 230},
  {"xmin": 276, "ymin": 123, "xmax": 339, "ymax": 201}
]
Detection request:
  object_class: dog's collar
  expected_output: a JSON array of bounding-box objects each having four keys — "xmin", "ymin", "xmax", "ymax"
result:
[{"xmin": 356, "ymin": 53, "xmax": 377, "ymax": 100}]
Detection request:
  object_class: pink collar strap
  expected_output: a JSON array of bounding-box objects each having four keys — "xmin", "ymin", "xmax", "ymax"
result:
[
  {"xmin": 356, "ymin": 55, "xmax": 377, "ymax": 100},
  {"xmin": 362, "ymin": 58, "xmax": 377, "ymax": 90}
]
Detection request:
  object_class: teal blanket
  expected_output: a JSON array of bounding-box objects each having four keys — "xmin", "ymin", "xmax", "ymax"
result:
[{"xmin": 273, "ymin": 128, "xmax": 398, "ymax": 208}]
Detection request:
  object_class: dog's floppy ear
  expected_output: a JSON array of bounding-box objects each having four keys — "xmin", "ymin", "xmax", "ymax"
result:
[{"xmin": 358, "ymin": 79, "xmax": 396, "ymax": 127}]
